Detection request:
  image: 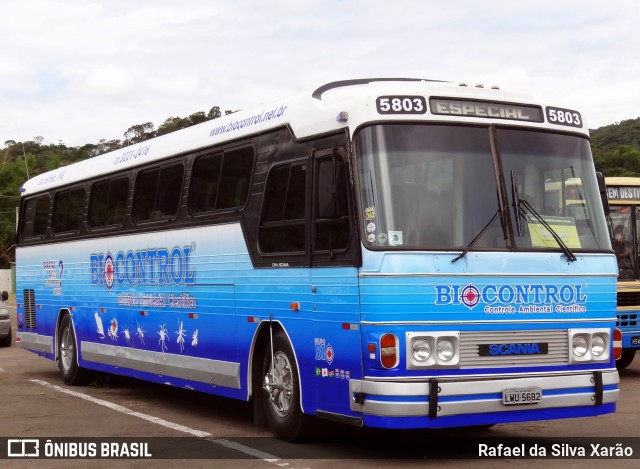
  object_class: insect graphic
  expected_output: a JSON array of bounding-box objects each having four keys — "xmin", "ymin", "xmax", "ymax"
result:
[
  {"xmin": 191, "ymin": 329, "xmax": 199, "ymax": 347},
  {"xmin": 94, "ymin": 312, "xmax": 105, "ymax": 339},
  {"xmin": 122, "ymin": 327, "xmax": 131, "ymax": 345},
  {"xmin": 158, "ymin": 324, "xmax": 169, "ymax": 352},
  {"xmin": 108, "ymin": 318, "xmax": 119, "ymax": 341},
  {"xmin": 176, "ymin": 321, "xmax": 187, "ymax": 352},
  {"xmin": 136, "ymin": 323, "xmax": 145, "ymax": 345}
]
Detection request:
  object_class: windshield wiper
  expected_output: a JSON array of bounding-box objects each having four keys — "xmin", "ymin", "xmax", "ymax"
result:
[
  {"xmin": 510, "ymin": 171, "xmax": 577, "ymax": 262},
  {"xmin": 451, "ymin": 209, "xmax": 501, "ymax": 263},
  {"xmin": 511, "ymin": 171, "xmax": 522, "ymax": 236}
]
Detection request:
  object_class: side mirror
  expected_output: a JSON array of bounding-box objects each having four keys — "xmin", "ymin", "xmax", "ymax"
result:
[
  {"xmin": 1, "ymin": 291, "xmax": 8, "ymax": 301},
  {"xmin": 595, "ymin": 168, "xmax": 610, "ymax": 216}
]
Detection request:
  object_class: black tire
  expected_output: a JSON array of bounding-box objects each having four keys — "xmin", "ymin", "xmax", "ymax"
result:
[
  {"xmin": 616, "ymin": 349, "xmax": 636, "ymax": 370},
  {"xmin": 58, "ymin": 315, "xmax": 92, "ymax": 385},
  {"xmin": 0, "ymin": 327, "xmax": 11, "ymax": 347},
  {"xmin": 261, "ymin": 330, "xmax": 315, "ymax": 439},
  {"xmin": 467, "ymin": 424, "xmax": 496, "ymax": 430}
]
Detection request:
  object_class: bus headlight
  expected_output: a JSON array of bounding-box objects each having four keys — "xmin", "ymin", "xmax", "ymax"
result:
[
  {"xmin": 437, "ymin": 339, "xmax": 455, "ymax": 362},
  {"xmin": 406, "ymin": 332, "xmax": 459, "ymax": 369},
  {"xmin": 412, "ymin": 339, "xmax": 432, "ymax": 362},
  {"xmin": 569, "ymin": 329, "xmax": 611, "ymax": 363},
  {"xmin": 591, "ymin": 334, "xmax": 607, "ymax": 357},
  {"xmin": 572, "ymin": 335, "xmax": 589, "ymax": 358}
]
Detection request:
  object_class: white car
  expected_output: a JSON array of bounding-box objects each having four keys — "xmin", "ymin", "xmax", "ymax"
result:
[{"xmin": 0, "ymin": 291, "xmax": 11, "ymax": 347}]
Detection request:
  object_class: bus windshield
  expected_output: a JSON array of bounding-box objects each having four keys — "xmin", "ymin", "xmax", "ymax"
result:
[{"xmin": 355, "ymin": 124, "xmax": 610, "ymax": 252}]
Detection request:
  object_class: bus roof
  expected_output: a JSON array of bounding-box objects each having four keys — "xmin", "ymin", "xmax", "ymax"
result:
[
  {"xmin": 20, "ymin": 78, "xmax": 588, "ymax": 196},
  {"xmin": 605, "ymin": 176, "xmax": 640, "ymax": 187}
]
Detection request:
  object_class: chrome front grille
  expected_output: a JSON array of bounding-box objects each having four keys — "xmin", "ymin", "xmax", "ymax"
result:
[{"xmin": 459, "ymin": 330, "xmax": 569, "ymax": 368}]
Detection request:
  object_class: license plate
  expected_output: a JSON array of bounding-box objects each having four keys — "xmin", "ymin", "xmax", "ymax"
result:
[
  {"xmin": 631, "ymin": 336, "xmax": 640, "ymax": 346},
  {"xmin": 502, "ymin": 386, "xmax": 542, "ymax": 405}
]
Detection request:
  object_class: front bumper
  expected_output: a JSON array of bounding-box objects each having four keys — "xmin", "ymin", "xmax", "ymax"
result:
[{"xmin": 350, "ymin": 370, "xmax": 619, "ymax": 419}]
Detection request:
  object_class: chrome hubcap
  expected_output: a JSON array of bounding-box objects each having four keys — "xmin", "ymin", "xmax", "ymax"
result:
[
  {"xmin": 60, "ymin": 327, "xmax": 73, "ymax": 371},
  {"xmin": 263, "ymin": 351, "xmax": 293, "ymax": 417}
]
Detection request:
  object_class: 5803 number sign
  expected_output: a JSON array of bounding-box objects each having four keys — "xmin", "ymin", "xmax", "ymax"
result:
[
  {"xmin": 546, "ymin": 107, "xmax": 583, "ymax": 128},
  {"xmin": 376, "ymin": 96, "xmax": 427, "ymax": 115}
]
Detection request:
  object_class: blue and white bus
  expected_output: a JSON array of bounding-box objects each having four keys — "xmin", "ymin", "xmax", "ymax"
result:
[{"xmin": 16, "ymin": 78, "xmax": 619, "ymax": 438}]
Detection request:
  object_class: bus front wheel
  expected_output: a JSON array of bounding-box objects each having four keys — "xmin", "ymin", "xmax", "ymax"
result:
[
  {"xmin": 261, "ymin": 330, "xmax": 314, "ymax": 439},
  {"xmin": 58, "ymin": 314, "xmax": 92, "ymax": 385}
]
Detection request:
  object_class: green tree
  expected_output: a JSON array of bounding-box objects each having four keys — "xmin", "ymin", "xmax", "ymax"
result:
[
  {"xmin": 123, "ymin": 122, "xmax": 155, "ymax": 144},
  {"xmin": 157, "ymin": 116, "xmax": 189, "ymax": 136},
  {"xmin": 207, "ymin": 106, "xmax": 221, "ymax": 119},
  {"xmin": 188, "ymin": 112, "xmax": 207, "ymax": 125}
]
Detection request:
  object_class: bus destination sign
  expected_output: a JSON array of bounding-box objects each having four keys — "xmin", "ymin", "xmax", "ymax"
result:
[
  {"xmin": 607, "ymin": 186, "xmax": 640, "ymax": 200},
  {"xmin": 430, "ymin": 98, "xmax": 543, "ymax": 122}
]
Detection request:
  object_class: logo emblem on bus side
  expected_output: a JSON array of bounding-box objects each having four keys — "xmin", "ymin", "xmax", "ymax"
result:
[
  {"xmin": 460, "ymin": 284, "xmax": 480, "ymax": 309},
  {"xmin": 104, "ymin": 253, "xmax": 115, "ymax": 290}
]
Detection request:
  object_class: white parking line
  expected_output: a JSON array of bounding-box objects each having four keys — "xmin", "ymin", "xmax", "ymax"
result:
[{"xmin": 30, "ymin": 379, "xmax": 291, "ymax": 465}]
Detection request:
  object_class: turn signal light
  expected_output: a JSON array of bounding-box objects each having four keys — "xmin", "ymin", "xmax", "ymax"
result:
[
  {"xmin": 380, "ymin": 333, "xmax": 399, "ymax": 369},
  {"xmin": 613, "ymin": 328, "xmax": 623, "ymax": 361}
]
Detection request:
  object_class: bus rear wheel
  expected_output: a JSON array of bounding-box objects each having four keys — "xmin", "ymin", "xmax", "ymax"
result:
[
  {"xmin": 616, "ymin": 349, "xmax": 636, "ymax": 370},
  {"xmin": 261, "ymin": 330, "xmax": 314, "ymax": 439},
  {"xmin": 58, "ymin": 314, "xmax": 93, "ymax": 385}
]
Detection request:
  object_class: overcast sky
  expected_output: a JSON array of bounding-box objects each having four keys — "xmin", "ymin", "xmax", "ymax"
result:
[{"xmin": 1, "ymin": 0, "xmax": 639, "ymax": 147}]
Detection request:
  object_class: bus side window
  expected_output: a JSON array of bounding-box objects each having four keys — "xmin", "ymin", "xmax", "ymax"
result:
[
  {"xmin": 21, "ymin": 195, "xmax": 50, "ymax": 239},
  {"xmin": 52, "ymin": 187, "xmax": 85, "ymax": 233},
  {"xmin": 89, "ymin": 177, "xmax": 129, "ymax": 228},
  {"xmin": 258, "ymin": 163, "xmax": 307, "ymax": 253},
  {"xmin": 133, "ymin": 163, "xmax": 184, "ymax": 221},
  {"xmin": 189, "ymin": 146, "xmax": 254, "ymax": 213},
  {"xmin": 314, "ymin": 157, "xmax": 350, "ymax": 251},
  {"xmin": 217, "ymin": 147, "xmax": 253, "ymax": 209},
  {"xmin": 189, "ymin": 153, "xmax": 222, "ymax": 213}
]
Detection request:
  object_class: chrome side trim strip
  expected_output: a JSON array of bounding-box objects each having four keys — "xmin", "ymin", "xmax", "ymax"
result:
[
  {"xmin": 81, "ymin": 341, "xmax": 241, "ymax": 389},
  {"xmin": 18, "ymin": 332, "xmax": 53, "ymax": 354},
  {"xmin": 362, "ymin": 367, "xmax": 618, "ymax": 382},
  {"xmin": 360, "ymin": 318, "xmax": 616, "ymax": 326}
]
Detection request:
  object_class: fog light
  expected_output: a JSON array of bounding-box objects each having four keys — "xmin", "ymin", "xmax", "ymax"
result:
[
  {"xmin": 572, "ymin": 335, "xmax": 588, "ymax": 357},
  {"xmin": 437, "ymin": 339, "xmax": 455, "ymax": 362},
  {"xmin": 412, "ymin": 339, "xmax": 432, "ymax": 362}
]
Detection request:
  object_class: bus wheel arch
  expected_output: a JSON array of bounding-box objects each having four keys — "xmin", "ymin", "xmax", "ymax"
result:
[
  {"xmin": 56, "ymin": 311, "xmax": 93, "ymax": 385},
  {"xmin": 252, "ymin": 322, "xmax": 315, "ymax": 439}
]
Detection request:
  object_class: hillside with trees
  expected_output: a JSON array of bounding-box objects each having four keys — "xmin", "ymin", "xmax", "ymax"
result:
[
  {"xmin": 591, "ymin": 118, "xmax": 640, "ymax": 176},
  {"xmin": 1, "ymin": 113, "xmax": 640, "ymax": 268}
]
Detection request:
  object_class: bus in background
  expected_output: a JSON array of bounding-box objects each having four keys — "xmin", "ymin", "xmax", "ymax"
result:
[
  {"xmin": 543, "ymin": 177, "xmax": 591, "ymax": 234},
  {"xmin": 606, "ymin": 176, "xmax": 640, "ymax": 369},
  {"xmin": 16, "ymin": 78, "xmax": 619, "ymax": 438}
]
